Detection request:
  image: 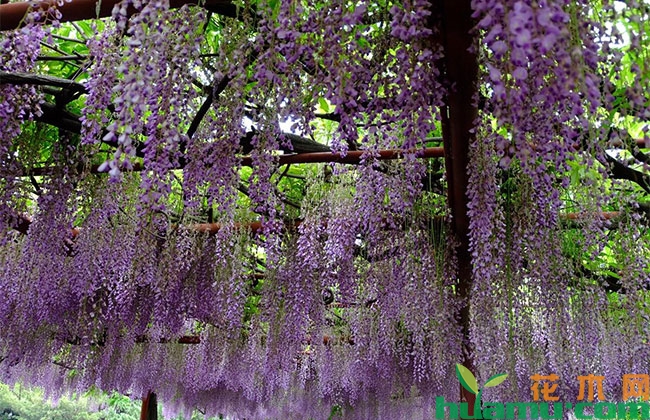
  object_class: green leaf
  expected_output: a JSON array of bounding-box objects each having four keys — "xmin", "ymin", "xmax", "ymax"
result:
[
  {"xmin": 267, "ymin": 0, "xmax": 280, "ymax": 15},
  {"xmin": 455, "ymin": 364, "xmax": 478, "ymax": 395},
  {"xmin": 484, "ymin": 373, "xmax": 508, "ymax": 388},
  {"xmin": 244, "ymin": 81, "xmax": 258, "ymax": 94},
  {"xmin": 318, "ymin": 97, "xmax": 330, "ymax": 113},
  {"xmin": 356, "ymin": 36, "xmax": 370, "ymax": 49}
]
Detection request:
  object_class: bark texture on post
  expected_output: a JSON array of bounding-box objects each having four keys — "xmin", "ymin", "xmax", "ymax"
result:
[{"xmin": 439, "ymin": 0, "xmax": 479, "ymax": 412}]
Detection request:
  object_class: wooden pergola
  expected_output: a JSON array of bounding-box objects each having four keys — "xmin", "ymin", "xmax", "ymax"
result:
[
  {"xmin": 0, "ymin": 0, "xmax": 575, "ymax": 418},
  {"xmin": 0, "ymin": 0, "xmax": 482, "ymax": 417}
]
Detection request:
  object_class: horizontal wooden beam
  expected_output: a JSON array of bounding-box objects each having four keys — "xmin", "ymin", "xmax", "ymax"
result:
[
  {"xmin": 560, "ymin": 211, "xmax": 620, "ymax": 220},
  {"xmin": 242, "ymin": 147, "xmax": 446, "ymax": 166},
  {"xmin": 25, "ymin": 137, "xmax": 649, "ymax": 176},
  {"xmin": 22, "ymin": 147, "xmax": 445, "ymax": 176},
  {"xmin": 191, "ymin": 219, "xmax": 302, "ymax": 234},
  {"xmin": 0, "ymin": 0, "xmax": 238, "ymax": 31},
  {"xmin": 135, "ymin": 335, "xmax": 201, "ymax": 345},
  {"xmin": 0, "ymin": 71, "xmax": 87, "ymax": 93},
  {"xmin": 12, "ymin": 210, "xmax": 625, "ymax": 242}
]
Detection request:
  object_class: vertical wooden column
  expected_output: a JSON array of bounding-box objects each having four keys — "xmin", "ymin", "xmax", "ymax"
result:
[
  {"xmin": 438, "ymin": 0, "xmax": 479, "ymax": 413},
  {"xmin": 140, "ymin": 391, "xmax": 158, "ymax": 420}
]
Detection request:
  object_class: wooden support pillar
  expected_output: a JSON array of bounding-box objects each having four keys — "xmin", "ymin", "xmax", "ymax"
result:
[
  {"xmin": 140, "ymin": 391, "xmax": 158, "ymax": 420},
  {"xmin": 438, "ymin": 0, "xmax": 479, "ymax": 412}
]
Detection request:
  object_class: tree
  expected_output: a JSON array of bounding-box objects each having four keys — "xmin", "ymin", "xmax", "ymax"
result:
[{"xmin": 0, "ymin": 0, "xmax": 649, "ymax": 418}]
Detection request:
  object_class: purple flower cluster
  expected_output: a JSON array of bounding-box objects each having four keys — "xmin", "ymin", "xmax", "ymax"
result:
[
  {"xmin": 80, "ymin": 23, "xmax": 120, "ymax": 146},
  {"xmin": 467, "ymin": 0, "xmax": 650, "ymax": 402},
  {"xmin": 0, "ymin": 18, "xmax": 46, "ymax": 236},
  {"xmin": 85, "ymin": 1, "xmax": 204, "ymax": 217}
]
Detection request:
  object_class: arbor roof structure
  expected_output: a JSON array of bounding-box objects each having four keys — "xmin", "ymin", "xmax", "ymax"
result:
[{"xmin": 1, "ymin": 0, "xmax": 650, "ymax": 419}]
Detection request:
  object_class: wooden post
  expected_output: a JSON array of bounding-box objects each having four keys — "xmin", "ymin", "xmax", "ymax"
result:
[
  {"xmin": 140, "ymin": 391, "xmax": 158, "ymax": 420},
  {"xmin": 438, "ymin": 0, "xmax": 479, "ymax": 413}
]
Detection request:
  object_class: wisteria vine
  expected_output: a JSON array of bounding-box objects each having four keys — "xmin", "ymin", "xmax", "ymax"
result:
[{"xmin": 0, "ymin": 0, "xmax": 650, "ymax": 419}]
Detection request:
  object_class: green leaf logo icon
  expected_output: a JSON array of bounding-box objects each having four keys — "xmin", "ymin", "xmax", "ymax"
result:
[
  {"xmin": 455, "ymin": 363, "xmax": 478, "ymax": 395},
  {"xmin": 484, "ymin": 373, "xmax": 508, "ymax": 388}
]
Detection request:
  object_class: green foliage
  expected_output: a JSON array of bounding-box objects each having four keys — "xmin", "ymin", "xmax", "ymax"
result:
[
  {"xmin": 0, "ymin": 384, "xmax": 227, "ymax": 420},
  {"xmin": 327, "ymin": 404, "xmax": 343, "ymax": 419},
  {"xmin": 0, "ymin": 383, "xmax": 127, "ymax": 420}
]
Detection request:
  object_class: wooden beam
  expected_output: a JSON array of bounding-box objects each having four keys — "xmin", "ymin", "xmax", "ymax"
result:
[
  {"xmin": 0, "ymin": 0, "xmax": 238, "ymax": 31},
  {"xmin": 21, "ymin": 147, "xmax": 445, "ymax": 176},
  {"xmin": 241, "ymin": 147, "xmax": 445, "ymax": 166}
]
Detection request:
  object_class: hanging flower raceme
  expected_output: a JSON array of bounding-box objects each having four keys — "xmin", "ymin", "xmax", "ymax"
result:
[
  {"xmin": 468, "ymin": 0, "xmax": 650, "ymax": 402},
  {"xmin": 84, "ymin": 0, "xmax": 204, "ymax": 216},
  {"xmin": 0, "ymin": 15, "xmax": 46, "ymax": 237}
]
